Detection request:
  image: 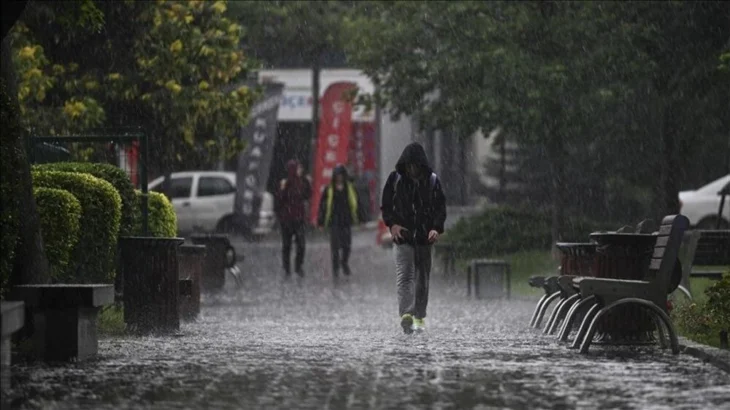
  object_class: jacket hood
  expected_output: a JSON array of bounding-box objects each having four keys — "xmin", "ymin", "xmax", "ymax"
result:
[
  {"xmin": 286, "ymin": 159, "xmax": 299, "ymax": 179},
  {"xmin": 331, "ymin": 164, "xmax": 349, "ymax": 184},
  {"xmin": 395, "ymin": 142, "xmax": 432, "ymax": 175}
]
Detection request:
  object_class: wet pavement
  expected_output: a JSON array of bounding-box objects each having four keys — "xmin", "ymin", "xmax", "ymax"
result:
[{"xmin": 8, "ymin": 230, "xmax": 730, "ymax": 409}]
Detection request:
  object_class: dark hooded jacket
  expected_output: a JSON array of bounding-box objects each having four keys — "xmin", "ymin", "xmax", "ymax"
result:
[
  {"xmin": 276, "ymin": 160, "xmax": 311, "ymax": 223},
  {"xmin": 380, "ymin": 142, "xmax": 447, "ymax": 245},
  {"xmin": 317, "ymin": 165, "xmax": 359, "ymax": 228}
]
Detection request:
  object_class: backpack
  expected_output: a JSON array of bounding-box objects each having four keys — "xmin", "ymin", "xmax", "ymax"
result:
[{"xmin": 393, "ymin": 172, "xmax": 437, "ymax": 199}]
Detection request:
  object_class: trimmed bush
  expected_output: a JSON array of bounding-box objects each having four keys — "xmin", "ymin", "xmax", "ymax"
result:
[
  {"xmin": 34, "ymin": 162, "xmax": 137, "ymax": 236},
  {"xmin": 0, "ymin": 81, "xmax": 21, "ymax": 298},
  {"xmin": 33, "ymin": 170, "xmax": 122, "ymax": 283},
  {"xmin": 673, "ymin": 273, "xmax": 730, "ymax": 348},
  {"xmin": 133, "ymin": 190, "xmax": 178, "ymax": 237},
  {"xmin": 440, "ymin": 206, "xmax": 616, "ymax": 260},
  {"xmin": 34, "ymin": 188, "xmax": 82, "ymax": 281}
]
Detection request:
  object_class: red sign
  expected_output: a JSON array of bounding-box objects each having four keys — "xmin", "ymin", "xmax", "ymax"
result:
[{"xmin": 310, "ymin": 82, "xmax": 357, "ymax": 224}]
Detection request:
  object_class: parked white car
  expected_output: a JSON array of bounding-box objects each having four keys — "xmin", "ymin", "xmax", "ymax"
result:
[
  {"xmin": 679, "ymin": 174, "xmax": 730, "ymax": 229},
  {"xmin": 148, "ymin": 171, "xmax": 276, "ymax": 236}
]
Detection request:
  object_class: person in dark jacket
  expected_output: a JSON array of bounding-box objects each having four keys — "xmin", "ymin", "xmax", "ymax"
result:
[
  {"xmin": 276, "ymin": 159, "xmax": 311, "ymax": 277},
  {"xmin": 317, "ymin": 164, "xmax": 359, "ymax": 278},
  {"xmin": 381, "ymin": 142, "xmax": 446, "ymax": 334}
]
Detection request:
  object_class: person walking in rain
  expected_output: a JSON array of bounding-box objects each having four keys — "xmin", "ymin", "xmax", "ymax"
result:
[
  {"xmin": 317, "ymin": 164, "xmax": 360, "ymax": 279},
  {"xmin": 276, "ymin": 159, "xmax": 311, "ymax": 277},
  {"xmin": 381, "ymin": 142, "xmax": 446, "ymax": 334}
]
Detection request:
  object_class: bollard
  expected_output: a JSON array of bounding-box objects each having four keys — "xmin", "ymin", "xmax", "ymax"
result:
[
  {"xmin": 120, "ymin": 237, "xmax": 184, "ymax": 334},
  {"xmin": 190, "ymin": 234, "xmax": 235, "ymax": 292},
  {"xmin": 467, "ymin": 259, "xmax": 511, "ymax": 299},
  {"xmin": 178, "ymin": 244, "xmax": 206, "ymax": 320}
]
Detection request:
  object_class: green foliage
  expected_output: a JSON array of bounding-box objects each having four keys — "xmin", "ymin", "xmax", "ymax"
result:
[
  {"xmin": 705, "ymin": 274, "xmax": 730, "ymax": 330},
  {"xmin": 34, "ymin": 188, "xmax": 82, "ymax": 281},
  {"xmin": 133, "ymin": 190, "xmax": 178, "ymax": 238},
  {"xmin": 345, "ymin": 1, "xmax": 730, "ymax": 223},
  {"xmin": 229, "ymin": 1, "xmax": 350, "ymax": 67},
  {"xmin": 12, "ymin": 0, "xmax": 257, "ymax": 171},
  {"xmin": 673, "ymin": 273, "xmax": 730, "ymax": 348},
  {"xmin": 32, "ymin": 170, "xmax": 121, "ymax": 283},
  {"xmin": 34, "ymin": 162, "xmax": 136, "ymax": 236},
  {"xmin": 98, "ymin": 304, "xmax": 126, "ymax": 335},
  {"xmin": 0, "ymin": 81, "xmax": 21, "ymax": 298},
  {"xmin": 441, "ymin": 207, "xmax": 616, "ymax": 260}
]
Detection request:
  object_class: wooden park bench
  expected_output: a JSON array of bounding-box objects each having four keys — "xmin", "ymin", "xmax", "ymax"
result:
[{"xmin": 564, "ymin": 215, "xmax": 689, "ymax": 354}]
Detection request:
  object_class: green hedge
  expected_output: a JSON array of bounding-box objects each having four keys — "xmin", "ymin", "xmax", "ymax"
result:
[
  {"xmin": 133, "ymin": 190, "xmax": 178, "ymax": 237},
  {"xmin": 0, "ymin": 80, "xmax": 21, "ymax": 297},
  {"xmin": 33, "ymin": 170, "xmax": 121, "ymax": 283},
  {"xmin": 34, "ymin": 162, "xmax": 136, "ymax": 236},
  {"xmin": 34, "ymin": 188, "xmax": 82, "ymax": 281},
  {"xmin": 440, "ymin": 206, "xmax": 617, "ymax": 260}
]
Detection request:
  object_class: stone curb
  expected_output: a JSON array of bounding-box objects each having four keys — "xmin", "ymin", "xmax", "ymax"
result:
[{"xmin": 679, "ymin": 337, "xmax": 730, "ymax": 373}]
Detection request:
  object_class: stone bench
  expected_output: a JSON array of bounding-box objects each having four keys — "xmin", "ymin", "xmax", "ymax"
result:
[
  {"xmin": 8, "ymin": 284, "xmax": 114, "ymax": 362},
  {"xmin": 1, "ymin": 302, "xmax": 25, "ymax": 397}
]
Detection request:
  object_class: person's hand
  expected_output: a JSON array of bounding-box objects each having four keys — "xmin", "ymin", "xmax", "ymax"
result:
[
  {"xmin": 390, "ymin": 224, "xmax": 406, "ymax": 241},
  {"xmin": 428, "ymin": 230, "xmax": 439, "ymax": 244}
]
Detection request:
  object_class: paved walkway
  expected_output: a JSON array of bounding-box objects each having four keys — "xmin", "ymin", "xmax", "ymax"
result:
[{"xmin": 8, "ymin": 231, "xmax": 730, "ymax": 409}]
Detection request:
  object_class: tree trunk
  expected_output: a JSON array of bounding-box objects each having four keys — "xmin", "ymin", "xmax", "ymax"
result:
[
  {"xmin": 1, "ymin": 36, "xmax": 50, "ymax": 286},
  {"xmin": 659, "ymin": 105, "xmax": 681, "ymax": 219},
  {"xmin": 548, "ymin": 137, "xmax": 565, "ymax": 260}
]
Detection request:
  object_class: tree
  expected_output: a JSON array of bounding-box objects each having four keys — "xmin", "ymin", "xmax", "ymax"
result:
[
  {"xmin": 13, "ymin": 0, "xmax": 258, "ymax": 174},
  {"xmin": 345, "ymin": 1, "xmax": 730, "ymax": 242},
  {"xmin": 1, "ymin": 0, "xmax": 105, "ymax": 295},
  {"xmin": 228, "ymin": 1, "xmax": 353, "ymax": 171}
]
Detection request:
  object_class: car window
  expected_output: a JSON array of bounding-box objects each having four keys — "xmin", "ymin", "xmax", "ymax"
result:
[
  {"xmin": 152, "ymin": 177, "xmax": 192, "ymax": 199},
  {"xmin": 198, "ymin": 177, "xmax": 235, "ymax": 197}
]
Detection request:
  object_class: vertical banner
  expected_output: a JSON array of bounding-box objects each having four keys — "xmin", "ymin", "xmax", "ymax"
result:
[
  {"xmin": 234, "ymin": 82, "xmax": 285, "ymax": 231},
  {"xmin": 310, "ymin": 82, "xmax": 357, "ymax": 224}
]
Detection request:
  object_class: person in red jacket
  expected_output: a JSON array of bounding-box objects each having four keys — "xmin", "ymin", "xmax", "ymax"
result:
[{"xmin": 276, "ymin": 159, "xmax": 311, "ymax": 277}]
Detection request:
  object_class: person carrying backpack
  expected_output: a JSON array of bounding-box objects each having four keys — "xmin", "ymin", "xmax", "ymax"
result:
[
  {"xmin": 381, "ymin": 142, "xmax": 447, "ymax": 334},
  {"xmin": 276, "ymin": 159, "xmax": 311, "ymax": 277},
  {"xmin": 317, "ymin": 164, "xmax": 359, "ymax": 279}
]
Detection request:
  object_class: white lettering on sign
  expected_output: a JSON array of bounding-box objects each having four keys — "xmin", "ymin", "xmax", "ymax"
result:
[
  {"xmin": 333, "ymin": 101, "xmax": 345, "ymax": 114},
  {"xmin": 325, "ymin": 151, "xmax": 337, "ymax": 163},
  {"xmin": 245, "ymin": 175, "xmax": 257, "ymax": 188},
  {"xmin": 322, "ymin": 168, "xmax": 333, "ymax": 178},
  {"xmin": 243, "ymin": 190, "xmax": 254, "ymax": 200},
  {"xmin": 243, "ymin": 204, "xmax": 253, "ymax": 215},
  {"xmin": 327, "ymin": 134, "xmax": 339, "ymax": 148},
  {"xmin": 251, "ymin": 146, "xmax": 263, "ymax": 158},
  {"xmin": 332, "ymin": 117, "xmax": 340, "ymax": 129},
  {"xmin": 253, "ymin": 130, "xmax": 266, "ymax": 143},
  {"xmin": 255, "ymin": 117, "xmax": 266, "ymax": 127},
  {"xmin": 248, "ymin": 162, "xmax": 259, "ymax": 171}
]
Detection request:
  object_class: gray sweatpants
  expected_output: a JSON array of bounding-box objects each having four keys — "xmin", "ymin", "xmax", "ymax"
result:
[{"xmin": 394, "ymin": 244, "xmax": 432, "ymax": 319}]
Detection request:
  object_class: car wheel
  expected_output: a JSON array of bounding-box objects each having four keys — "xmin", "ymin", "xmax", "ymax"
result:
[{"xmin": 696, "ymin": 217, "xmax": 729, "ymax": 230}]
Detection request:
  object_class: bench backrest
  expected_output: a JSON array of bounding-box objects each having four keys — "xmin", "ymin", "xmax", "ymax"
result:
[
  {"xmin": 690, "ymin": 230, "xmax": 730, "ymax": 266},
  {"xmin": 648, "ymin": 215, "xmax": 690, "ymax": 293}
]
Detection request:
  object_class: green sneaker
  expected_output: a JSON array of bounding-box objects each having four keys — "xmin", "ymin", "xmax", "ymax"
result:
[
  {"xmin": 400, "ymin": 314, "xmax": 414, "ymax": 334},
  {"xmin": 413, "ymin": 318, "xmax": 425, "ymax": 332}
]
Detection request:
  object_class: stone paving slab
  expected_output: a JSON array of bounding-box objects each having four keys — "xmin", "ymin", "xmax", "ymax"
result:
[{"xmin": 7, "ymin": 231, "xmax": 730, "ymax": 409}]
